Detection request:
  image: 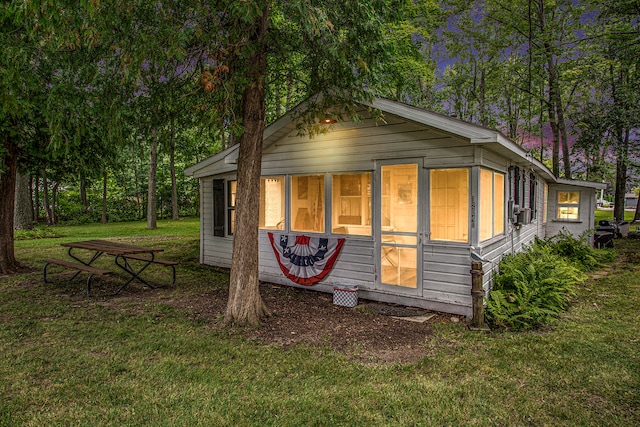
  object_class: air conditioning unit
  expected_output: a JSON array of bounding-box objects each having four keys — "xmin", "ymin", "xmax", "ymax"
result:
[{"xmin": 516, "ymin": 208, "xmax": 531, "ymax": 225}]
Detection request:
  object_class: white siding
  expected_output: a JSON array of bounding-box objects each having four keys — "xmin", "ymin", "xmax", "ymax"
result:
[
  {"xmin": 192, "ymin": 109, "xmax": 597, "ymax": 318},
  {"xmin": 546, "ymin": 184, "xmax": 597, "ymax": 240}
]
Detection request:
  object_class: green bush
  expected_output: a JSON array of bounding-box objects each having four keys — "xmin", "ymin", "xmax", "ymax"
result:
[
  {"xmin": 539, "ymin": 231, "xmax": 615, "ymax": 271},
  {"xmin": 487, "ymin": 242, "xmax": 586, "ymax": 331},
  {"xmin": 15, "ymin": 226, "xmax": 62, "ymax": 240}
]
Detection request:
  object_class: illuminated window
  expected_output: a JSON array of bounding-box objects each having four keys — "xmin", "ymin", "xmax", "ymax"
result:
[
  {"xmin": 227, "ymin": 180, "xmax": 236, "ymax": 234},
  {"xmin": 557, "ymin": 191, "xmax": 579, "ymax": 220},
  {"xmin": 291, "ymin": 175, "xmax": 324, "ymax": 233},
  {"xmin": 380, "ymin": 164, "xmax": 418, "ymax": 288},
  {"xmin": 332, "ymin": 173, "xmax": 371, "ymax": 235},
  {"xmin": 259, "ymin": 177, "xmax": 285, "ymax": 230},
  {"xmin": 430, "ymin": 168, "xmax": 469, "ymax": 242},
  {"xmin": 479, "ymin": 169, "xmax": 505, "ymax": 241},
  {"xmin": 543, "ymin": 183, "xmax": 548, "ymax": 223}
]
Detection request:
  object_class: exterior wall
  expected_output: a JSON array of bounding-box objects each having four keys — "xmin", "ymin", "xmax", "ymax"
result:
[
  {"xmin": 545, "ymin": 184, "xmax": 597, "ymax": 240},
  {"xmin": 194, "ymin": 112, "xmax": 592, "ymax": 317},
  {"xmin": 476, "ymin": 172, "xmax": 547, "ymax": 294},
  {"xmin": 200, "ymin": 177, "xmax": 233, "ymax": 268}
]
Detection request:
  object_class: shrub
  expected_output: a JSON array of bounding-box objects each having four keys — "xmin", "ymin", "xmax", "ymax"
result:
[
  {"xmin": 15, "ymin": 226, "xmax": 62, "ymax": 240},
  {"xmin": 487, "ymin": 243, "xmax": 586, "ymax": 331},
  {"xmin": 539, "ymin": 231, "xmax": 615, "ymax": 271}
]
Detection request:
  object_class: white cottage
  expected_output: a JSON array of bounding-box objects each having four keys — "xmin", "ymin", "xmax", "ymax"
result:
[{"xmin": 185, "ymin": 98, "xmax": 604, "ymax": 317}]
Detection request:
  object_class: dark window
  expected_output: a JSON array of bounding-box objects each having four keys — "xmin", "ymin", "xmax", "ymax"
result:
[
  {"xmin": 529, "ymin": 173, "xmax": 537, "ymax": 219},
  {"xmin": 513, "ymin": 166, "xmax": 520, "ymax": 206},
  {"xmin": 212, "ymin": 179, "xmax": 225, "ymax": 237}
]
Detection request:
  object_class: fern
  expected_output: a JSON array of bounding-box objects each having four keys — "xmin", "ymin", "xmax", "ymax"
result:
[{"xmin": 487, "ymin": 241, "xmax": 587, "ymax": 331}]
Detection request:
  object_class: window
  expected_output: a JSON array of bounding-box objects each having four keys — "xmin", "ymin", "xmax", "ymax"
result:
[
  {"xmin": 212, "ymin": 179, "xmax": 225, "ymax": 237},
  {"xmin": 529, "ymin": 173, "xmax": 537, "ymax": 219},
  {"xmin": 212, "ymin": 179, "xmax": 235, "ymax": 236},
  {"xmin": 291, "ymin": 175, "xmax": 324, "ymax": 233},
  {"xmin": 332, "ymin": 173, "xmax": 371, "ymax": 235},
  {"xmin": 430, "ymin": 168, "xmax": 469, "ymax": 242},
  {"xmin": 227, "ymin": 180, "xmax": 237, "ymax": 234},
  {"xmin": 543, "ymin": 183, "xmax": 548, "ymax": 223},
  {"xmin": 557, "ymin": 191, "xmax": 579, "ymax": 220},
  {"xmin": 479, "ymin": 169, "xmax": 505, "ymax": 241},
  {"xmin": 259, "ymin": 177, "xmax": 285, "ymax": 230}
]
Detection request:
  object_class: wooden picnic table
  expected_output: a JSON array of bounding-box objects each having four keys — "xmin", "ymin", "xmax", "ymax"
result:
[{"xmin": 44, "ymin": 239, "xmax": 176, "ymax": 296}]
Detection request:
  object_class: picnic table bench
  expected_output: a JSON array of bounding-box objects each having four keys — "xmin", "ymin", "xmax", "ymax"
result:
[
  {"xmin": 42, "ymin": 239, "xmax": 177, "ymax": 296},
  {"xmin": 43, "ymin": 258, "xmax": 113, "ymax": 296},
  {"xmin": 120, "ymin": 254, "xmax": 178, "ymax": 286}
]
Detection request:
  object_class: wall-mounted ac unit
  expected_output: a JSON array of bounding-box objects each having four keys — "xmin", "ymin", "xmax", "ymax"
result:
[{"xmin": 516, "ymin": 208, "xmax": 531, "ymax": 225}]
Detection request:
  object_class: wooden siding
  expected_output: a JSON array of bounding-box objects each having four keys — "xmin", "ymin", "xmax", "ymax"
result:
[
  {"xmin": 194, "ymin": 113, "xmax": 564, "ymax": 318},
  {"xmin": 546, "ymin": 184, "xmax": 597, "ymax": 240}
]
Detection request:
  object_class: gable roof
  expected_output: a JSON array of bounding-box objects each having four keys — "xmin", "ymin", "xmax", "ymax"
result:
[{"xmin": 184, "ymin": 97, "xmax": 600, "ymax": 191}]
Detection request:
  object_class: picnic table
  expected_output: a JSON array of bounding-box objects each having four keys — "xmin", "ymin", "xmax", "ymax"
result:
[{"xmin": 43, "ymin": 239, "xmax": 177, "ymax": 296}]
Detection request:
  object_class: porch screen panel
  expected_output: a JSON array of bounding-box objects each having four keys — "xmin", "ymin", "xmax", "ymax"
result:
[
  {"xmin": 332, "ymin": 173, "xmax": 371, "ymax": 235},
  {"xmin": 494, "ymin": 173, "xmax": 505, "ymax": 234},
  {"xmin": 380, "ymin": 164, "xmax": 418, "ymax": 288},
  {"xmin": 479, "ymin": 169, "xmax": 494, "ymax": 241},
  {"xmin": 259, "ymin": 176, "xmax": 285, "ymax": 230},
  {"xmin": 291, "ymin": 175, "xmax": 324, "ymax": 233},
  {"xmin": 479, "ymin": 169, "xmax": 505, "ymax": 241},
  {"xmin": 430, "ymin": 168, "xmax": 469, "ymax": 242}
]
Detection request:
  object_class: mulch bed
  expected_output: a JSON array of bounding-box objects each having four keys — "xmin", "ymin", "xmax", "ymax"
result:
[{"xmin": 171, "ymin": 283, "xmax": 465, "ymax": 364}]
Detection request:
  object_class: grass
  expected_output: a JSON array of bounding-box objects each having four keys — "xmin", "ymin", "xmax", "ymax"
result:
[
  {"xmin": 595, "ymin": 208, "xmax": 637, "ymax": 227},
  {"xmin": 2, "ymin": 219, "xmax": 639, "ymax": 426}
]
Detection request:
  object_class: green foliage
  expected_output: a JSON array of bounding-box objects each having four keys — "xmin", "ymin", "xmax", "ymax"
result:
[
  {"xmin": 487, "ymin": 236, "xmax": 599, "ymax": 331},
  {"xmin": 540, "ymin": 231, "xmax": 616, "ymax": 271},
  {"xmin": 4, "ymin": 223, "xmax": 640, "ymax": 425},
  {"xmin": 14, "ymin": 226, "xmax": 62, "ymax": 240}
]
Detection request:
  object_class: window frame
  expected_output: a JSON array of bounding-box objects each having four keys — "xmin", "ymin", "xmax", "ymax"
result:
[
  {"xmin": 331, "ymin": 172, "xmax": 372, "ymax": 236},
  {"xmin": 227, "ymin": 180, "xmax": 237, "ymax": 235},
  {"xmin": 479, "ymin": 168, "xmax": 505, "ymax": 242},
  {"xmin": 429, "ymin": 167, "xmax": 470, "ymax": 243},
  {"xmin": 290, "ymin": 174, "xmax": 326, "ymax": 233},
  {"xmin": 556, "ymin": 190, "xmax": 580, "ymax": 221},
  {"xmin": 259, "ymin": 176, "xmax": 286, "ymax": 231}
]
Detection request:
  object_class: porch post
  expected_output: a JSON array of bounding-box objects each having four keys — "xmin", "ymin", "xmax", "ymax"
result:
[{"xmin": 470, "ymin": 261, "xmax": 486, "ymax": 329}]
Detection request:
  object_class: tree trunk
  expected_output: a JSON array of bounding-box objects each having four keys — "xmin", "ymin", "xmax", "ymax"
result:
[
  {"xmin": 41, "ymin": 167, "xmax": 53, "ymax": 226},
  {"xmin": 147, "ymin": 130, "xmax": 158, "ymax": 229},
  {"xmin": 80, "ymin": 173, "xmax": 88, "ymax": 207},
  {"xmin": 225, "ymin": 5, "xmax": 271, "ymax": 326},
  {"xmin": 554, "ymin": 80, "xmax": 571, "ymax": 179},
  {"xmin": 546, "ymin": 89, "xmax": 560, "ymax": 177},
  {"xmin": 537, "ymin": 0, "xmax": 561, "ymax": 177},
  {"xmin": 14, "ymin": 169, "xmax": 34, "ymax": 230},
  {"xmin": 51, "ymin": 182, "xmax": 58, "ymax": 225},
  {"xmin": 170, "ymin": 115, "xmax": 179, "ymax": 221},
  {"xmin": 0, "ymin": 136, "xmax": 20, "ymax": 274},
  {"xmin": 613, "ymin": 128, "xmax": 629, "ymax": 222},
  {"xmin": 101, "ymin": 167, "xmax": 108, "ymax": 224},
  {"xmin": 478, "ymin": 65, "xmax": 488, "ymax": 127},
  {"xmin": 34, "ymin": 175, "xmax": 40, "ymax": 222}
]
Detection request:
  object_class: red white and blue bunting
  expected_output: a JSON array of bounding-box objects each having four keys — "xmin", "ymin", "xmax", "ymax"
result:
[{"xmin": 268, "ymin": 233, "xmax": 345, "ymax": 286}]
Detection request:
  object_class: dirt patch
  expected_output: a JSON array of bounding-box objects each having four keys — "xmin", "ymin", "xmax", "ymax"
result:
[{"xmin": 171, "ymin": 283, "xmax": 464, "ymax": 364}]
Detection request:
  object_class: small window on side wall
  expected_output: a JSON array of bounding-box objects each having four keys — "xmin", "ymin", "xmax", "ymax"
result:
[{"xmin": 557, "ymin": 191, "xmax": 579, "ymax": 220}]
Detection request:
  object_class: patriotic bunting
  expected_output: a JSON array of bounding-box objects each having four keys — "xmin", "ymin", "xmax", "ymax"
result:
[{"xmin": 268, "ymin": 233, "xmax": 345, "ymax": 286}]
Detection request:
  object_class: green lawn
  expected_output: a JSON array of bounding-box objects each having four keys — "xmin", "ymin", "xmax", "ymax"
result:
[
  {"xmin": 2, "ymin": 219, "xmax": 639, "ymax": 426},
  {"xmin": 595, "ymin": 208, "xmax": 637, "ymax": 226}
]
